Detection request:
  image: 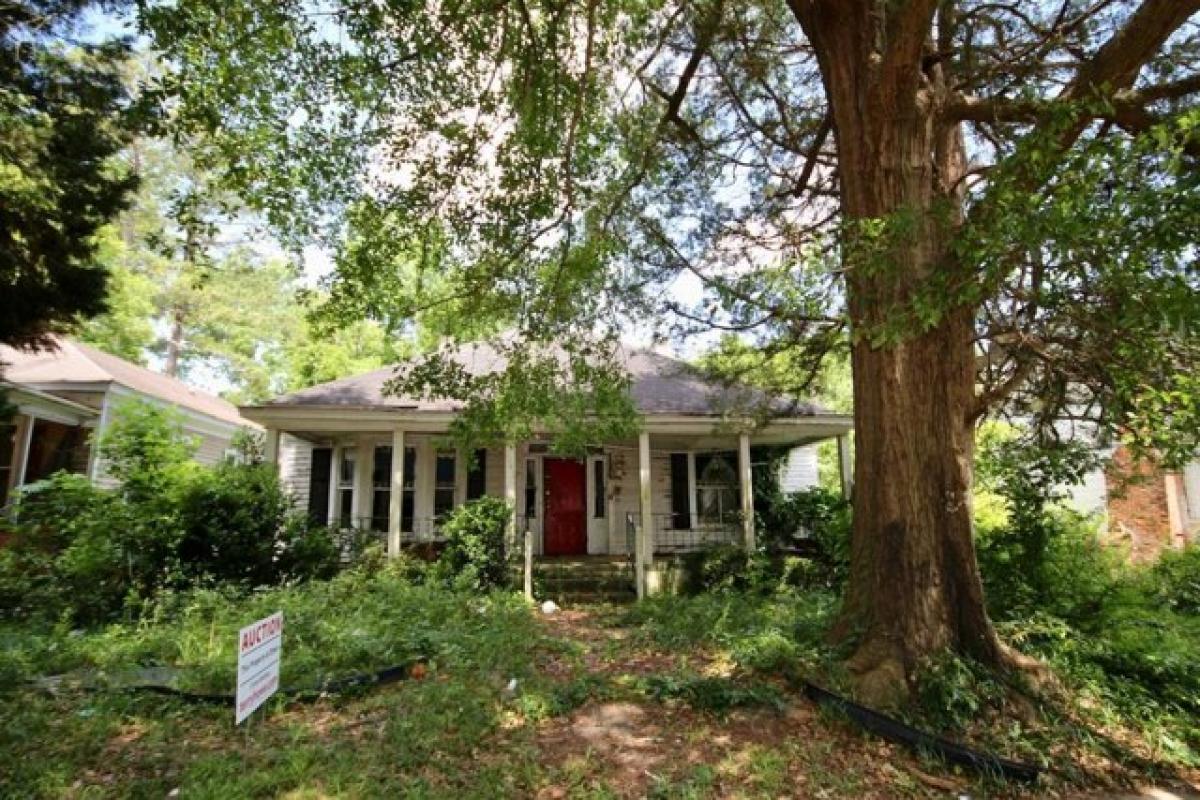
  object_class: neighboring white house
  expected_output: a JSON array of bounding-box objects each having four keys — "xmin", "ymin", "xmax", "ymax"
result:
[
  {"xmin": 0, "ymin": 337, "xmax": 253, "ymax": 506},
  {"xmin": 778, "ymin": 444, "xmax": 820, "ymax": 493},
  {"xmin": 242, "ymin": 340, "xmax": 853, "ymax": 596}
]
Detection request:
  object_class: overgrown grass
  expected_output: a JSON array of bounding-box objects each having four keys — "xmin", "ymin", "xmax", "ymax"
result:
[
  {"xmin": 1, "ymin": 564, "xmax": 544, "ymax": 692},
  {"xmin": 3, "ymin": 539, "xmax": 1198, "ymax": 797},
  {"xmin": 618, "ymin": 580, "xmax": 1200, "ymax": 786},
  {"xmin": 0, "ymin": 566, "xmax": 569, "ymax": 798},
  {"xmin": 619, "ymin": 588, "xmax": 844, "ymax": 677}
]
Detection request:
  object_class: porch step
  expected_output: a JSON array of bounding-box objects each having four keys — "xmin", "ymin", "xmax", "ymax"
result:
[
  {"xmin": 543, "ymin": 589, "xmax": 638, "ymax": 605},
  {"xmin": 512, "ymin": 557, "xmax": 637, "ymax": 604}
]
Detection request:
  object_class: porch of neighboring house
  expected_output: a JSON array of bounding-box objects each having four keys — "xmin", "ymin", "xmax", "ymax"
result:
[
  {"xmin": 262, "ymin": 415, "xmax": 853, "ymax": 597},
  {"xmin": 1, "ymin": 384, "xmax": 99, "ymax": 512}
]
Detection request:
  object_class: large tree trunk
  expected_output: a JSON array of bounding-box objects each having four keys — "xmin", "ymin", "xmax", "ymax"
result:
[{"xmin": 793, "ymin": 2, "xmax": 1007, "ymax": 704}]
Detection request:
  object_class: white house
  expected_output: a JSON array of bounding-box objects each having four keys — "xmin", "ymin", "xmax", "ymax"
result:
[
  {"xmin": 0, "ymin": 337, "xmax": 252, "ymax": 506},
  {"xmin": 242, "ymin": 340, "xmax": 853, "ymax": 596}
]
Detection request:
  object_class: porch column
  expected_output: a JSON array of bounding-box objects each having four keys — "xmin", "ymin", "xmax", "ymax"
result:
[
  {"xmin": 738, "ymin": 432, "xmax": 756, "ymax": 551},
  {"xmin": 328, "ymin": 444, "xmax": 342, "ymax": 526},
  {"xmin": 637, "ymin": 430, "xmax": 652, "ymax": 598},
  {"xmin": 504, "ymin": 442, "xmax": 518, "ymax": 547},
  {"xmin": 388, "ymin": 428, "xmax": 406, "ymax": 557},
  {"xmin": 263, "ymin": 427, "xmax": 280, "ymax": 470},
  {"xmin": 354, "ymin": 437, "xmax": 373, "ymax": 529},
  {"xmin": 837, "ymin": 433, "xmax": 854, "ymax": 500}
]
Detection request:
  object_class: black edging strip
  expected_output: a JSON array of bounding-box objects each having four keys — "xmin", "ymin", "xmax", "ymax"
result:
[
  {"xmin": 798, "ymin": 680, "xmax": 1042, "ymax": 784},
  {"xmin": 50, "ymin": 661, "xmax": 1041, "ymax": 784},
  {"xmin": 39, "ymin": 661, "xmax": 423, "ymax": 706}
]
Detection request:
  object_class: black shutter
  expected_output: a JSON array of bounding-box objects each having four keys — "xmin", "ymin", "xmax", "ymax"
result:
[
  {"xmin": 467, "ymin": 448, "xmax": 487, "ymax": 500},
  {"xmin": 307, "ymin": 447, "xmax": 332, "ymax": 524},
  {"xmin": 670, "ymin": 453, "xmax": 690, "ymax": 530},
  {"xmin": 402, "ymin": 448, "xmax": 416, "ymax": 532}
]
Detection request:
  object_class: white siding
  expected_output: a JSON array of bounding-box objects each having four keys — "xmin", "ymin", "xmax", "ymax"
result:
[
  {"xmin": 606, "ymin": 446, "xmax": 671, "ymax": 556},
  {"xmin": 278, "ymin": 434, "xmax": 313, "ymax": 509},
  {"xmin": 778, "ymin": 445, "xmax": 819, "ymax": 493},
  {"xmin": 1064, "ymin": 466, "xmax": 1109, "ymax": 517},
  {"xmin": 1184, "ymin": 461, "xmax": 1200, "ymax": 529},
  {"xmin": 90, "ymin": 400, "xmax": 240, "ymax": 489}
]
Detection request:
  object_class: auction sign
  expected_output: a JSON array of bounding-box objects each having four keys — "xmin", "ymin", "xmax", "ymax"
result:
[{"xmin": 236, "ymin": 611, "xmax": 283, "ymax": 724}]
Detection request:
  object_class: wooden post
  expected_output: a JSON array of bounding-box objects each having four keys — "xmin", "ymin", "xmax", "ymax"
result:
[
  {"xmin": 637, "ymin": 430, "xmax": 652, "ymax": 598},
  {"xmin": 388, "ymin": 428, "xmax": 405, "ymax": 557},
  {"xmin": 504, "ymin": 442, "xmax": 518, "ymax": 554},
  {"xmin": 524, "ymin": 526, "xmax": 534, "ymax": 601},
  {"xmin": 837, "ymin": 433, "xmax": 854, "ymax": 501},
  {"xmin": 738, "ymin": 432, "xmax": 755, "ymax": 551}
]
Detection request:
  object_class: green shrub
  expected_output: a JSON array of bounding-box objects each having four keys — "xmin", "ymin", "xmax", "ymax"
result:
[
  {"xmin": 176, "ymin": 462, "xmax": 339, "ymax": 587},
  {"xmin": 912, "ymin": 650, "xmax": 1008, "ymax": 732},
  {"xmin": 973, "ymin": 429, "xmax": 1116, "ymax": 623},
  {"xmin": 977, "ymin": 508, "xmax": 1120, "ymax": 623},
  {"xmin": 682, "ymin": 542, "xmax": 841, "ymax": 596},
  {"xmin": 636, "ymin": 674, "xmax": 785, "ymax": 715},
  {"xmin": 438, "ymin": 497, "xmax": 513, "ymax": 591},
  {"xmin": 1149, "ymin": 545, "xmax": 1200, "ymax": 615},
  {"xmin": 4, "ymin": 472, "xmax": 175, "ymax": 624},
  {"xmin": 758, "ymin": 483, "xmax": 850, "ymax": 554},
  {"xmin": 0, "ymin": 401, "xmax": 340, "ymax": 624}
]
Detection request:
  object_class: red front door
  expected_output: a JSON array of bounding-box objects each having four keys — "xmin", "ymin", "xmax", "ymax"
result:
[{"xmin": 543, "ymin": 458, "xmax": 587, "ymax": 556}]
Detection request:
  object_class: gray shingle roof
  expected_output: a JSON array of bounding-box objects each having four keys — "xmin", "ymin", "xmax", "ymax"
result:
[
  {"xmin": 0, "ymin": 338, "xmax": 248, "ymax": 427},
  {"xmin": 254, "ymin": 341, "xmax": 824, "ymax": 418}
]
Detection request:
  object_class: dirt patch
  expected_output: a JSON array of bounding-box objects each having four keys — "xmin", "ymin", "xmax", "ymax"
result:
[{"xmin": 538, "ymin": 607, "xmax": 719, "ymax": 679}]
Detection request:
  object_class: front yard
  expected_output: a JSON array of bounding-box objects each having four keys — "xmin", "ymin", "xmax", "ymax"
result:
[{"xmin": 2, "ymin": 567, "xmax": 1199, "ymax": 798}]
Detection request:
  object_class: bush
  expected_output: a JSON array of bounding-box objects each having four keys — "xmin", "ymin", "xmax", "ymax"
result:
[
  {"xmin": 681, "ymin": 545, "xmax": 836, "ymax": 596},
  {"xmin": 176, "ymin": 462, "xmax": 339, "ymax": 587},
  {"xmin": 3, "ymin": 472, "xmax": 175, "ymax": 624},
  {"xmin": 0, "ymin": 401, "xmax": 340, "ymax": 624},
  {"xmin": 438, "ymin": 497, "xmax": 513, "ymax": 591},
  {"xmin": 1149, "ymin": 545, "xmax": 1200, "ymax": 615},
  {"xmin": 976, "ymin": 507, "xmax": 1120, "ymax": 623}
]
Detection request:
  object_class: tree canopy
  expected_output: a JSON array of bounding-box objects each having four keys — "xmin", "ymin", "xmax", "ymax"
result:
[
  {"xmin": 140, "ymin": 0, "xmax": 1200, "ymax": 698},
  {"xmin": 1, "ymin": 0, "xmax": 140, "ymax": 350},
  {"xmin": 139, "ymin": 0, "xmax": 1200, "ymax": 456}
]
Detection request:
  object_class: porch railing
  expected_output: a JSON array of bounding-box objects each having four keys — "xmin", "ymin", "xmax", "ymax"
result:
[
  {"xmin": 337, "ymin": 516, "xmax": 448, "ymax": 543},
  {"xmin": 624, "ymin": 511, "xmax": 743, "ymax": 554}
]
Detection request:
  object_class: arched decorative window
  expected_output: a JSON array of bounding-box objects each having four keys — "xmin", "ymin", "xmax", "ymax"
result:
[{"xmin": 695, "ymin": 452, "xmax": 738, "ymax": 525}]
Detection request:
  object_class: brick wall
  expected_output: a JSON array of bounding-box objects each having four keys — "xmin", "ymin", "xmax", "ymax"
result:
[{"xmin": 1104, "ymin": 446, "xmax": 1172, "ymax": 562}]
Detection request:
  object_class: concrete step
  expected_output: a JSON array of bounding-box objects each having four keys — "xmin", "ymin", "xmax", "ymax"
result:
[
  {"xmin": 542, "ymin": 589, "xmax": 638, "ymax": 605},
  {"xmin": 542, "ymin": 578, "xmax": 638, "ymax": 592}
]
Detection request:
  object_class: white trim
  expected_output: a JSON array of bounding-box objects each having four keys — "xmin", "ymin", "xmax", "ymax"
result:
[
  {"xmin": 388, "ymin": 429, "xmax": 405, "ymax": 556},
  {"xmin": 14, "ymin": 415, "xmax": 35, "ymax": 488},
  {"xmin": 637, "ymin": 431, "xmax": 652, "ymax": 598},
  {"xmin": 263, "ymin": 428, "xmax": 280, "ymax": 469},
  {"xmin": 738, "ymin": 432, "xmax": 755, "ymax": 551},
  {"xmin": 524, "ymin": 454, "xmax": 545, "ymax": 554},
  {"xmin": 4, "ymin": 385, "xmax": 99, "ymax": 425},
  {"xmin": 585, "ymin": 453, "xmax": 608, "ymax": 554},
  {"xmin": 237, "ymin": 406, "xmax": 853, "ymax": 443},
  {"xmin": 89, "ymin": 394, "xmax": 111, "ymax": 481},
  {"xmin": 504, "ymin": 443, "xmax": 517, "ymax": 553},
  {"xmin": 353, "ymin": 438, "xmax": 373, "ymax": 528},
  {"xmin": 106, "ymin": 384, "xmax": 248, "ymax": 441},
  {"xmin": 327, "ymin": 444, "xmax": 342, "ymax": 526}
]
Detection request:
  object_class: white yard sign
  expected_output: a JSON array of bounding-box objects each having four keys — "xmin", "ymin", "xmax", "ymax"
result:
[{"xmin": 235, "ymin": 611, "xmax": 283, "ymax": 724}]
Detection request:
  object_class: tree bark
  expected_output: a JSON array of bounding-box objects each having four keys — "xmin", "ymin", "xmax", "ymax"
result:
[{"xmin": 792, "ymin": 1, "xmax": 1006, "ymax": 704}]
